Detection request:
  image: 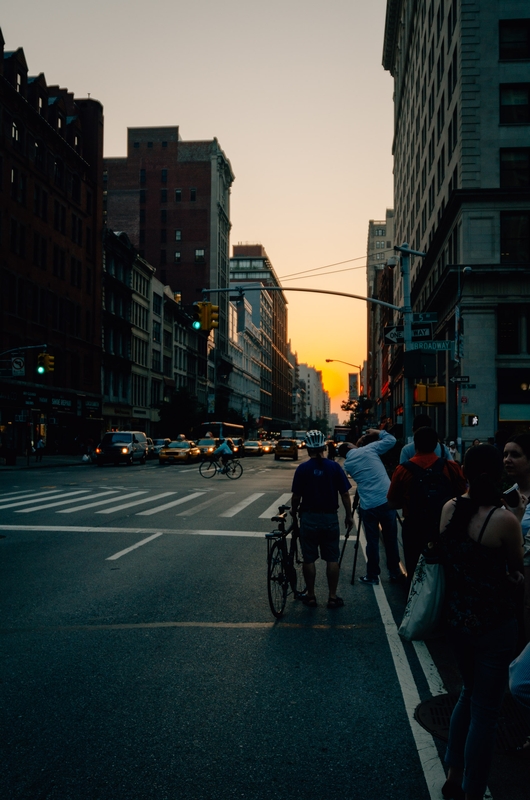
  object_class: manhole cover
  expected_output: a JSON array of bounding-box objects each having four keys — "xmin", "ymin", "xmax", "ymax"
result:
[{"xmin": 415, "ymin": 693, "xmax": 528, "ymax": 752}]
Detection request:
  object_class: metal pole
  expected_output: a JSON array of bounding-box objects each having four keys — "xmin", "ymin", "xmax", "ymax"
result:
[{"xmin": 401, "ymin": 245, "xmax": 413, "ymax": 444}]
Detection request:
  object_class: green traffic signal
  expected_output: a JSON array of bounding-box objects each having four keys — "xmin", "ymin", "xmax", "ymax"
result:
[
  {"xmin": 37, "ymin": 353, "xmax": 46, "ymax": 374},
  {"xmin": 192, "ymin": 302, "xmax": 204, "ymax": 330}
]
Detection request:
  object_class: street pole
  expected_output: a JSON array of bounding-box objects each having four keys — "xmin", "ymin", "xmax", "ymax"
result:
[{"xmin": 393, "ymin": 244, "xmax": 426, "ymax": 443}]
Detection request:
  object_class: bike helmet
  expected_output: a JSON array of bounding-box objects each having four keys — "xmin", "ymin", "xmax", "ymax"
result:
[{"xmin": 305, "ymin": 430, "xmax": 326, "ymax": 450}]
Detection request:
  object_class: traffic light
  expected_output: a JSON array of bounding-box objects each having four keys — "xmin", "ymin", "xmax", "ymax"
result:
[
  {"xmin": 37, "ymin": 353, "xmax": 46, "ymax": 374},
  {"xmin": 44, "ymin": 354, "xmax": 55, "ymax": 372},
  {"xmin": 427, "ymin": 385, "xmax": 446, "ymax": 404},
  {"xmin": 192, "ymin": 302, "xmax": 204, "ymax": 330},
  {"xmin": 413, "ymin": 383, "xmax": 427, "ymax": 403},
  {"xmin": 209, "ymin": 304, "xmax": 219, "ymax": 330}
]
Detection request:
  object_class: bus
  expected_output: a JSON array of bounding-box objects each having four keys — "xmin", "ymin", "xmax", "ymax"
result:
[{"xmin": 194, "ymin": 421, "xmax": 246, "ymax": 441}]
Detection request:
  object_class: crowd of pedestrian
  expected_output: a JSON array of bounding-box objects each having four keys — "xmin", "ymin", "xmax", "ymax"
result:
[{"xmin": 289, "ymin": 421, "xmax": 529, "ymax": 800}]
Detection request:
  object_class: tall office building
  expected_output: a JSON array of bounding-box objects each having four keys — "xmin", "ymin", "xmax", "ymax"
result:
[
  {"xmin": 0, "ymin": 30, "xmax": 104, "ymax": 454},
  {"xmin": 230, "ymin": 244, "xmax": 293, "ymax": 432},
  {"xmin": 383, "ymin": 0, "xmax": 530, "ymax": 445}
]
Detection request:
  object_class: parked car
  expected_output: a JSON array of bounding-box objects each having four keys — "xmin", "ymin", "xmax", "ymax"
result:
[
  {"xmin": 146, "ymin": 438, "xmax": 156, "ymax": 459},
  {"xmin": 158, "ymin": 440, "xmax": 201, "ymax": 465},
  {"xmin": 152, "ymin": 438, "xmax": 171, "ymax": 455},
  {"xmin": 95, "ymin": 431, "xmax": 148, "ymax": 466},
  {"xmin": 243, "ymin": 440, "xmax": 264, "ymax": 457},
  {"xmin": 274, "ymin": 438, "xmax": 298, "ymax": 461}
]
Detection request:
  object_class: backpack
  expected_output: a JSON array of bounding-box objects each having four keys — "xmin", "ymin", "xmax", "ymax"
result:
[{"xmin": 402, "ymin": 458, "xmax": 454, "ymax": 535}]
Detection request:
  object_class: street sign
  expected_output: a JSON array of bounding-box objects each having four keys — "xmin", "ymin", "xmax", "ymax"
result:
[
  {"xmin": 450, "ymin": 376, "xmax": 470, "ymax": 383},
  {"xmin": 412, "ymin": 312, "xmax": 438, "ymax": 323},
  {"xmin": 384, "ymin": 324, "xmax": 432, "ymax": 344},
  {"xmin": 12, "ymin": 356, "xmax": 25, "ymax": 376},
  {"xmin": 410, "ymin": 340, "xmax": 453, "ymax": 351}
]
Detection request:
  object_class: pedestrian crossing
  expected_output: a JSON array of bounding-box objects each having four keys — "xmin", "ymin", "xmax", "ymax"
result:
[{"xmin": 0, "ymin": 487, "xmax": 296, "ymax": 521}]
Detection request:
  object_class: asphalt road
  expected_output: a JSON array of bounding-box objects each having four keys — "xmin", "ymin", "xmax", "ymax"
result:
[{"xmin": 1, "ymin": 456, "xmax": 527, "ymax": 800}]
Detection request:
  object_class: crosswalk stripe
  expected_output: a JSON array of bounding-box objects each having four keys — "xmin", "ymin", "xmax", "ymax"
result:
[
  {"xmin": 0, "ymin": 490, "xmax": 68, "ymax": 510},
  {"xmin": 259, "ymin": 493, "xmax": 292, "ymax": 519},
  {"xmin": 220, "ymin": 492, "xmax": 265, "ymax": 518},
  {"xmin": 95, "ymin": 492, "xmax": 177, "ymax": 514},
  {"xmin": 176, "ymin": 492, "xmax": 234, "ymax": 517},
  {"xmin": 57, "ymin": 491, "xmax": 141, "ymax": 513},
  {"xmin": 136, "ymin": 491, "xmax": 207, "ymax": 516},
  {"xmin": 0, "ymin": 490, "xmax": 39, "ymax": 500},
  {"xmin": 15, "ymin": 490, "xmax": 111, "ymax": 513}
]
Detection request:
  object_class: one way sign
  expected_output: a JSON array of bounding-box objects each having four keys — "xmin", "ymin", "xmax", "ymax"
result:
[{"xmin": 383, "ymin": 324, "xmax": 432, "ymax": 344}]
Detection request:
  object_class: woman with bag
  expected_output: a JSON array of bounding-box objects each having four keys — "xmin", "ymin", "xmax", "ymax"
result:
[{"xmin": 438, "ymin": 444, "xmax": 524, "ymax": 800}]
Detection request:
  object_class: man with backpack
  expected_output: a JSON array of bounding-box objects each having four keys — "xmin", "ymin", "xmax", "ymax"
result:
[{"xmin": 387, "ymin": 426, "xmax": 466, "ymax": 582}]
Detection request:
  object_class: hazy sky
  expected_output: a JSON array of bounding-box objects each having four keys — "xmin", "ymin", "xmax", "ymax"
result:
[{"xmin": 2, "ymin": 0, "xmax": 394, "ymax": 417}]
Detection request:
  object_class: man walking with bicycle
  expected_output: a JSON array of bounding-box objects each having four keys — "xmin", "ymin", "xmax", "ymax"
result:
[{"xmin": 291, "ymin": 430, "xmax": 353, "ymax": 608}]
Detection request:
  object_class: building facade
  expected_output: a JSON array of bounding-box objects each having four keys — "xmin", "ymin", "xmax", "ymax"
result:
[
  {"xmin": 0, "ymin": 30, "xmax": 104, "ymax": 454},
  {"xmin": 383, "ymin": 0, "xmax": 530, "ymax": 447},
  {"xmin": 230, "ymin": 244, "xmax": 293, "ymax": 433}
]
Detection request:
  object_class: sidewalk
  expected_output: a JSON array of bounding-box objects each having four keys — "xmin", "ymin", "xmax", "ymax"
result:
[{"xmin": 0, "ymin": 454, "xmax": 92, "ymax": 471}]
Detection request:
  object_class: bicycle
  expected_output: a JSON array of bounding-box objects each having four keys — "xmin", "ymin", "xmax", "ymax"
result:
[
  {"xmin": 265, "ymin": 504, "xmax": 306, "ymax": 618},
  {"xmin": 199, "ymin": 456, "xmax": 243, "ymax": 480}
]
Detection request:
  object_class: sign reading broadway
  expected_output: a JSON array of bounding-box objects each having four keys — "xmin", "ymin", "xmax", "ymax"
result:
[{"xmin": 410, "ymin": 340, "xmax": 453, "ymax": 351}]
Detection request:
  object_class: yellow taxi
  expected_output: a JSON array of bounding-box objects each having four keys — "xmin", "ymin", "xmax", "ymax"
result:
[
  {"xmin": 274, "ymin": 438, "xmax": 299, "ymax": 461},
  {"xmin": 158, "ymin": 440, "xmax": 201, "ymax": 465}
]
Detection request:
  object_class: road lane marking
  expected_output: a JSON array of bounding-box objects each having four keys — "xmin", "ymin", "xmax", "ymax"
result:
[
  {"xmin": 15, "ymin": 490, "xmax": 111, "ymax": 513},
  {"xmin": 176, "ymin": 492, "xmax": 234, "ymax": 517},
  {"xmin": 0, "ymin": 490, "xmax": 72, "ymax": 510},
  {"xmin": 0, "ymin": 621, "xmax": 372, "ymax": 633},
  {"xmin": 58, "ymin": 491, "xmax": 144, "ymax": 513},
  {"xmin": 6, "ymin": 490, "xmax": 91, "ymax": 512},
  {"xmin": 95, "ymin": 492, "xmax": 177, "ymax": 514},
  {"xmin": 259, "ymin": 493, "xmax": 292, "ymax": 519},
  {"xmin": 0, "ymin": 525, "xmax": 267, "ymax": 537},
  {"xmin": 220, "ymin": 492, "xmax": 265, "ymax": 517},
  {"xmin": 136, "ymin": 491, "xmax": 207, "ymax": 516},
  {"xmin": 106, "ymin": 532, "xmax": 164, "ymax": 560}
]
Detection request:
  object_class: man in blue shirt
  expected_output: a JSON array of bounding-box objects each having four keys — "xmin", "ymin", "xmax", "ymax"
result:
[
  {"xmin": 291, "ymin": 430, "xmax": 353, "ymax": 608},
  {"xmin": 338, "ymin": 429, "xmax": 402, "ymax": 585},
  {"xmin": 212, "ymin": 438, "xmax": 234, "ymax": 473}
]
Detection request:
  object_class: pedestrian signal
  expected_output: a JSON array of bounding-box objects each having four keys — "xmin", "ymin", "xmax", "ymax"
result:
[
  {"xmin": 37, "ymin": 353, "xmax": 46, "ymax": 374},
  {"xmin": 461, "ymin": 414, "xmax": 479, "ymax": 427},
  {"xmin": 414, "ymin": 383, "xmax": 427, "ymax": 403},
  {"xmin": 209, "ymin": 304, "xmax": 219, "ymax": 330}
]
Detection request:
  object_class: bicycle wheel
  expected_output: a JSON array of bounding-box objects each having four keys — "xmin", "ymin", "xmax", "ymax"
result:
[
  {"xmin": 267, "ymin": 541, "xmax": 288, "ymax": 618},
  {"xmin": 199, "ymin": 460, "xmax": 217, "ymax": 479},
  {"xmin": 288, "ymin": 537, "xmax": 306, "ymax": 598},
  {"xmin": 225, "ymin": 460, "xmax": 243, "ymax": 480}
]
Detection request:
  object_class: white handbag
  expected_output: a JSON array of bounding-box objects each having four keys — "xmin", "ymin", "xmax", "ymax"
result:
[{"xmin": 398, "ymin": 554, "xmax": 446, "ymax": 641}]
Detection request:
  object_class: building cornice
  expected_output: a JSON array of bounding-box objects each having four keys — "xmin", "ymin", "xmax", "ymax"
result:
[{"xmin": 382, "ymin": 0, "xmax": 402, "ymax": 73}]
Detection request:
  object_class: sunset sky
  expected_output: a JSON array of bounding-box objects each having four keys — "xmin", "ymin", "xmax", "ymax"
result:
[{"xmin": 2, "ymin": 0, "xmax": 395, "ymax": 417}]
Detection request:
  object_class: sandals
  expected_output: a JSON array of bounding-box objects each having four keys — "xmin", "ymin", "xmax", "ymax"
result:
[
  {"xmin": 327, "ymin": 596, "xmax": 345, "ymax": 609},
  {"xmin": 302, "ymin": 596, "xmax": 318, "ymax": 607}
]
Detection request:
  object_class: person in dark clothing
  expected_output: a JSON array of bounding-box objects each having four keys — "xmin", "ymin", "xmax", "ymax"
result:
[
  {"xmin": 291, "ymin": 430, "xmax": 353, "ymax": 608},
  {"xmin": 387, "ymin": 426, "xmax": 466, "ymax": 581},
  {"xmin": 438, "ymin": 445, "xmax": 524, "ymax": 800}
]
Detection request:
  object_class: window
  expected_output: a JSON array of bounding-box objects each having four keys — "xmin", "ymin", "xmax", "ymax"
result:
[
  {"xmin": 160, "ymin": 250, "xmax": 166, "ymax": 265},
  {"xmin": 161, "ymin": 209, "xmax": 167, "ymax": 223},
  {"xmin": 448, "ymin": 105, "xmax": 458, "ymax": 154},
  {"xmin": 140, "ymin": 209, "xmax": 146, "ymax": 223},
  {"xmin": 152, "ymin": 350, "xmax": 161, "ymax": 373},
  {"xmin": 133, "ymin": 141, "xmax": 140, "ymax": 148},
  {"xmin": 153, "ymin": 293, "xmax": 162, "ymax": 316},
  {"xmin": 195, "ymin": 249, "xmax": 205, "ymax": 262},
  {"xmin": 153, "ymin": 320, "xmax": 161, "ymax": 343},
  {"xmin": 161, "ymin": 169, "xmax": 167, "ymax": 184},
  {"xmin": 497, "ymin": 305, "xmax": 523, "ymax": 353},
  {"xmin": 161, "ymin": 188, "xmax": 167, "ymax": 203},
  {"xmin": 175, "ymin": 189, "xmax": 181, "ymax": 202},
  {"xmin": 500, "ymin": 148, "xmax": 530, "ymax": 188},
  {"xmin": 500, "ymin": 20, "xmax": 530, "ymax": 60},
  {"xmin": 140, "ymin": 189, "xmax": 146, "ymax": 204},
  {"xmin": 160, "ymin": 228, "xmax": 167, "ymax": 243},
  {"xmin": 500, "ymin": 84, "xmax": 530, "ymax": 124},
  {"xmin": 174, "ymin": 251, "xmax": 181, "ymax": 263},
  {"xmin": 147, "ymin": 141, "xmax": 153, "ymax": 148},
  {"xmin": 501, "ymin": 212, "xmax": 530, "ymax": 263},
  {"xmin": 190, "ymin": 188, "xmax": 196, "ymax": 201},
  {"xmin": 162, "ymin": 141, "xmax": 168, "ymax": 148},
  {"xmin": 140, "ymin": 169, "xmax": 146, "ymax": 185},
  {"xmin": 175, "ymin": 229, "xmax": 182, "ymax": 241}
]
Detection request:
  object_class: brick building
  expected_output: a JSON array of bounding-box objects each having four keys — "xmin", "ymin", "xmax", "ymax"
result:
[{"xmin": 0, "ymin": 29, "xmax": 104, "ymax": 455}]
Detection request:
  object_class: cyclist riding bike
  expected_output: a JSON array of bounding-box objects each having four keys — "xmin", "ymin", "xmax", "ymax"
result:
[{"xmin": 211, "ymin": 438, "xmax": 235, "ymax": 474}]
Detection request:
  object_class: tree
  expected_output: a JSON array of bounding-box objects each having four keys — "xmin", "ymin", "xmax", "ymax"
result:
[
  {"xmin": 340, "ymin": 394, "xmax": 373, "ymax": 438},
  {"xmin": 158, "ymin": 388, "xmax": 206, "ymax": 440}
]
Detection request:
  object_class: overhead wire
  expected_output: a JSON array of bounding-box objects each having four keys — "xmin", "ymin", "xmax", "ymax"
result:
[{"xmin": 278, "ymin": 255, "xmax": 367, "ymax": 281}]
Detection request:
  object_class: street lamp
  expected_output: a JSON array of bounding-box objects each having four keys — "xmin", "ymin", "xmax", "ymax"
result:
[{"xmin": 325, "ymin": 359, "xmax": 362, "ymax": 398}]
